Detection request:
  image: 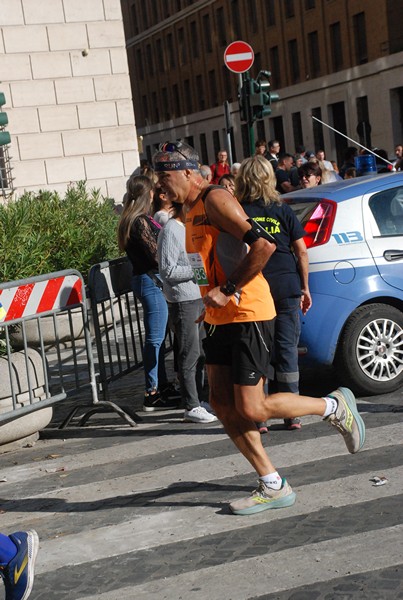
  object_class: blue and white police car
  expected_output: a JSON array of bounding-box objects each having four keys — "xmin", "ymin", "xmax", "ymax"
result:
[{"xmin": 285, "ymin": 172, "xmax": 403, "ymax": 395}]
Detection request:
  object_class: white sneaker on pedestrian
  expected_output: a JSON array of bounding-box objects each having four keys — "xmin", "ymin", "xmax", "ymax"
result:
[
  {"xmin": 200, "ymin": 401, "xmax": 216, "ymax": 416},
  {"xmin": 184, "ymin": 406, "xmax": 218, "ymax": 423}
]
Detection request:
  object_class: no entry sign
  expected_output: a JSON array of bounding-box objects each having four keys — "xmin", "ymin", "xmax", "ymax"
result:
[{"xmin": 224, "ymin": 41, "xmax": 254, "ymax": 74}]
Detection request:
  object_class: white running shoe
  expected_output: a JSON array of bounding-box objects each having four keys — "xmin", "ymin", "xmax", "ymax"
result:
[
  {"xmin": 200, "ymin": 401, "xmax": 216, "ymax": 416},
  {"xmin": 184, "ymin": 406, "xmax": 218, "ymax": 423}
]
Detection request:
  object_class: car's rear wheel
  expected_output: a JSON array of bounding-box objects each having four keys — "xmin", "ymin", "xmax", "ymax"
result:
[{"xmin": 335, "ymin": 303, "xmax": 403, "ymax": 396}]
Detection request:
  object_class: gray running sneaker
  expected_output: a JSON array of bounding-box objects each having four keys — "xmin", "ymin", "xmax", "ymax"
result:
[
  {"xmin": 324, "ymin": 387, "xmax": 365, "ymax": 453},
  {"xmin": 229, "ymin": 479, "xmax": 296, "ymax": 516}
]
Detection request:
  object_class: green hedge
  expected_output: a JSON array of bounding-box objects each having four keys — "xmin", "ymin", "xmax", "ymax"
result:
[{"xmin": 0, "ymin": 181, "xmax": 121, "ymax": 283}]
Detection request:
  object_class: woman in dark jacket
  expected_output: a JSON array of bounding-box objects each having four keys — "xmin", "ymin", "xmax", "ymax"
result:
[
  {"xmin": 118, "ymin": 175, "xmax": 179, "ymax": 411},
  {"xmin": 236, "ymin": 156, "xmax": 312, "ymax": 431}
]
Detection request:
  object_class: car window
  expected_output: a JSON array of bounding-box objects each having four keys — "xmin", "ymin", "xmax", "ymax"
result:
[
  {"xmin": 369, "ymin": 186, "xmax": 403, "ymax": 236},
  {"xmin": 286, "ymin": 199, "xmax": 319, "ymax": 226}
]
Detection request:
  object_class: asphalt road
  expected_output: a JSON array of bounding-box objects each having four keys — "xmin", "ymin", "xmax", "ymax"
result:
[{"xmin": 0, "ymin": 364, "xmax": 402, "ymax": 600}]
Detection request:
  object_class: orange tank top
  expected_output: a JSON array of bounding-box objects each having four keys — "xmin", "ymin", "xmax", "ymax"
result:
[{"xmin": 185, "ymin": 187, "xmax": 276, "ymax": 325}]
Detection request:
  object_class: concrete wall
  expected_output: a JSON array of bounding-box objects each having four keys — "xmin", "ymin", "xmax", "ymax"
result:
[{"xmin": 0, "ymin": 0, "xmax": 139, "ymax": 201}]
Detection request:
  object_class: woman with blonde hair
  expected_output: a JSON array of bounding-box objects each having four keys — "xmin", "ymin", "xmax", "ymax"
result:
[
  {"xmin": 236, "ymin": 155, "xmax": 312, "ymax": 432},
  {"xmin": 118, "ymin": 175, "xmax": 180, "ymax": 411}
]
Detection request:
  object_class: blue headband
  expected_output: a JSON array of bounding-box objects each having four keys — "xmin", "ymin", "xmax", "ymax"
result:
[{"xmin": 154, "ymin": 159, "xmax": 199, "ymax": 172}]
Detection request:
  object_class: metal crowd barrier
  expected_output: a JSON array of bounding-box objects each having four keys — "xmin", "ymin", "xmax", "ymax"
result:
[
  {"xmin": 61, "ymin": 256, "xmax": 143, "ymax": 428},
  {"xmin": 0, "ymin": 270, "xmax": 98, "ymax": 429},
  {"xmin": 0, "ymin": 260, "xmax": 174, "ymax": 434}
]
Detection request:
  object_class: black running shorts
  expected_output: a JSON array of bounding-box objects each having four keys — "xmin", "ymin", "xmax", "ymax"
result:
[{"xmin": 203, "ymin": 320, "xmax": 274, "ymax": 386}]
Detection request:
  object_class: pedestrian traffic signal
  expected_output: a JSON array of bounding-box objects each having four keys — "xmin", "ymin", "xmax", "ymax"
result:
[
  {"xmin": 250, "ymin": 71, "xmax": 280, "ymax": 120},
  {"xmin": 238, "ymin": 70, "xmax": 280, "ymax": 131},
  {"xmin": 238, "ymin": 82, "xmax": 249, "ymax": 123},
  {"xmin": 0, "ymin": 92, "xmax": 10, "ymax": 146}
]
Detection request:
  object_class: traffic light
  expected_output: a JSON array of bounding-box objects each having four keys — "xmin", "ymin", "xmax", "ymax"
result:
[
  {"xmin": 250, "ymin": 71, "xmax": 280, "ymax": 120},
  {"xmin": 0, "ymin": 93, "xmax": 10, "ymax": 146},
  {"xmin": 238, "ymin": 81, "xmax": 249, "ymax": 122}
]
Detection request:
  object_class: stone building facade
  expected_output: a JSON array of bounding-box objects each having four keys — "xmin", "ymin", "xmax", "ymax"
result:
[
  {"xmin": 121, "ymin": 0, "xmax": 403, "ymax": 167},
  {"xmin": 0, "ymin": 0, "xmax": 139, "ymax": 201}
]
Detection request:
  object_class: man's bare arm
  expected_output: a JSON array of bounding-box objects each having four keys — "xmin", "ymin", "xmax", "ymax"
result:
[{"xmin": 202, "ymin": 189, "xmax": 276, "ymax": 308}]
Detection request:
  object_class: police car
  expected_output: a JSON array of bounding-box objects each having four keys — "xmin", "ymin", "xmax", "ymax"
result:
[{"xmin": 284, "ymin": 172, "xmax": 403, "ymax": 396}]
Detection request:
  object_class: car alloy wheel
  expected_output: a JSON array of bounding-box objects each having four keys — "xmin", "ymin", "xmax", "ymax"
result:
[{"xmin": 336, "ymin": 303, "xmax": 403, "ymax": 395}]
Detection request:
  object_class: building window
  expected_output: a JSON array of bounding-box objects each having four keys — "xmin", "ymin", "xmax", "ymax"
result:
[
  {"xmin": 131, "ymin": 4, "xmax": 139, "ymax": 35},
  {"xmin": 136, "ymin": 49, "xmax": 144, "ymax": 80},
  {"xmin": 305, "ymin": 0, "xmax": 315, "ymax": 8},
  {"xmin": 173, "ymin": 84, "xmax": 181, "ymax": 118},
  {"xmin": 356, "ymin": 96, "xmax": 371, "ymax": 147},
  {"xmin": 185, "ymin": 135, "xmax": 194, "ymax": 148},
  {"xmin": 166, "ymin": 33, "xmax": 175, "ymax": 68},
  {"xmin": 156, "ymin": 39, "xmax": 164, "ymax": 72},
  {"xmin": 196, "ymin": 74, "xmax": 205, "ymax": 111},
  {"xmin": 209, "ymin": 70, "xmax": 218, "ymax": 107},
  {"xmin": 231, "ymin": 0, "xmax": 242, "ymax": 39},
  {"xmin": 175, "ymin": 0, "xmax": 182, "ymax": 11},
  {"xmin": 288, "ymin": 39, "xmax": 300, "ymax": 83},
  {"xmin": 146, "ymin": 145, "xmax": 152, "ymax": 163},
  {"xmin": 270, "ymin": 46, "xmax": 281, "ymax": 88},
  {"xmin": 190, "ymin": 21, "xmax": 199, "ymax": 58},
  {"xmin": 254, "ymin": 52, "xmax": 262, "ymax": 76},
  {"xmin": 292, "ymin": 112, "xmax": 303, "ymax": 149},
  {"xmin": 241, "ymin": 123, "xmax": 249, "ymax": 158},
  {"xmin": 312, "ymin": 107, "xmax": 324, "ymax": 151},
  {"xmin": 146, "ymin": 44, "xmax": 154, "ymax": 76},
  {"xmin": 222, "ymin": 66, "xmax": 232, "ymax": 101},
  {"xmin": 142, "ymin": 4, "xmax": 149, "ymax": 30},
  {"xmin": 178, "ymin": 27, "xmax": 187, "ymax": 65},
  {"xmin": 330, "ymin": 22, "xmax": 343, "ymax": 71},
  {"xmin": 184, "ymin": 79, "xmax": 192, "ymax": 114},
  {"xmin": 199, "ymin": 132, "xmax": 208, "ymax": 164},
  {"xmin": 265, "ymin": 0, "xmax": 275, "ymax": 26},
  {"xmin": 203, "ymin": 14, "xmax": 212, "ymax": 52},
  {"xmin": 213, "ymin": 129, "xmax": 221, "ymax": 157},
  {"xmin": 216, "ymin": 7, "xmax": 226, "ymax": 46},
  {"xmin": 161, "ymin": 87, "xmax": 170, "ymax": 121},
  {"xmin": 272, "ymin": 116, "xmax": 285, "ymax": 151},
  {"xmin": 142, "ymin": 95, "xmax": 149, "ymax": 121},
  {"xmin": 152, "ymin": 91, "xmax": 159, "ymax": 123},
  {"xmin": 257, "ymin": 119, "xmax": 266, "ymax": 141},
  {"xmin": 308, "ymin": 31, "xmax": 320, "ymax": 77},
  {"xmin": 353, "ymin": 12, "xmax": 368, "ymax": 65},
  {"xmin": 285, "ymin": 0, "xmax": 295, "ymax": 18},
  {"xmin": 250, "ymin": 0, "xmax": 258, "ymax": 33}
]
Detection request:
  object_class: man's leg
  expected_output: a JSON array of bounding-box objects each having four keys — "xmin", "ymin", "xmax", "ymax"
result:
[
  {"xmin": 234, "ymin": 383, "xmax": 365, "ymax": 455},
  {"xmin": 234, "ymin": 382, "xmax": 326, "ymax": 424},
  {"xmin": 207, "ymin": 364, "xmax": 276, "ymax": 476}
]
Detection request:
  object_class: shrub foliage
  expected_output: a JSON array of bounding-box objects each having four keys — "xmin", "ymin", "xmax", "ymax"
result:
[{"xmin": 0, "ymin": 182, "xmax": 120, "ymax": 283}]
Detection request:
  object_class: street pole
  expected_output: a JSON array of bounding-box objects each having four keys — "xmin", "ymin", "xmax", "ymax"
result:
[
  {"xmin": 223, "ymin": 100, "xmax": 233, "ymax": 166},
  {"xmin": 243, "ymin": 72, "xmax": 254, "ymax": 156}
]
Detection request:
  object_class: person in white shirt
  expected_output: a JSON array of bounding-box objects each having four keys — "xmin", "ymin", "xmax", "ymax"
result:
[{"xmin": 157, "ymin": 202, "xmax": 217, "ymax": 424}]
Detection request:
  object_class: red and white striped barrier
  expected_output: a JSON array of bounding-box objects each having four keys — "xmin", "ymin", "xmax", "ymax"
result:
[{"xmin": 0, "ymin": 273, "xmax": 83, "ymax": 323}]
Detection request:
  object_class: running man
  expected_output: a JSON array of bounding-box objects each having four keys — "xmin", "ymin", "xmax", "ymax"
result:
[{"xmin": 153, "ymin": 142, "xmax": 365, "ymax": 516}]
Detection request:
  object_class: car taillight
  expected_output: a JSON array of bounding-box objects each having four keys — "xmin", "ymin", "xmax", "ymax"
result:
[{"xmin": 303, "ymin": 199, "xmax": 337, "ymax": 248}]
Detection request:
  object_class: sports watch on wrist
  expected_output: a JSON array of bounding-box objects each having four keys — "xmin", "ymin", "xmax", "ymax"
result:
[{"xmin": 220, "ymin": 279, "xmax": 237, "ymax": 296}]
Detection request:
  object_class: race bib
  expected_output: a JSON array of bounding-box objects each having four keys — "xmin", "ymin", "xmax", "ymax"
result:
[{"xmin": 188, "ymin": 253, "xmax": 209, "ymax": 286}]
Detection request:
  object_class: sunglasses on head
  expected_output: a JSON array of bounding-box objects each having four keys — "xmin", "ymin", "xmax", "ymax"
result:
[{"xmin": 159, "ymin": 141, "xmax": 189, "ymax": 161}]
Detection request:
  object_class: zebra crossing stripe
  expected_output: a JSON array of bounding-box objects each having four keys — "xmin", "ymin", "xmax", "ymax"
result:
[
  {"xmin": 35, "ymin": 464, "xmax": 403, "ymax": 574},
  {"xmin": 77, "ymin": 525, "xmax": 403, "ymax": 600},
  {"xmin": 2, "ymin": 422, "xmax": 400, "ymax": 505}
]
